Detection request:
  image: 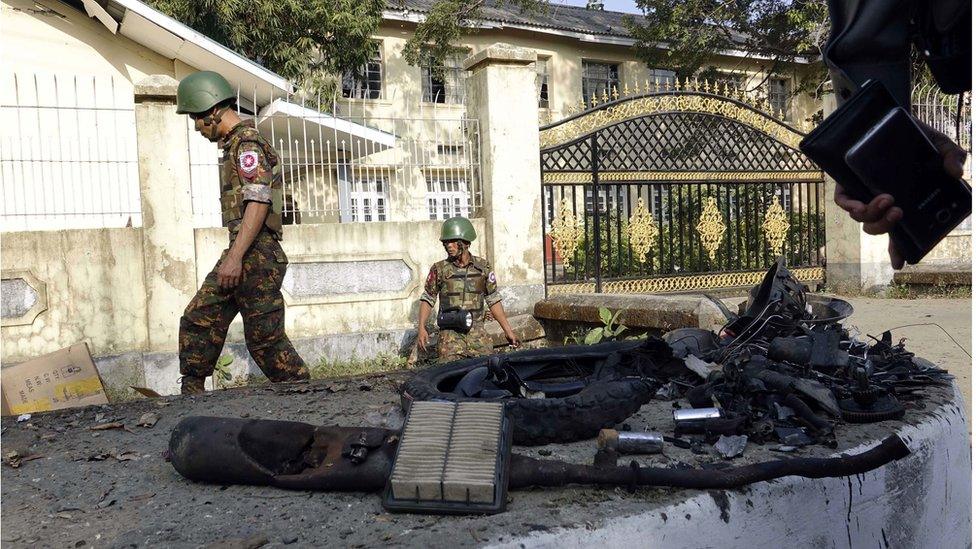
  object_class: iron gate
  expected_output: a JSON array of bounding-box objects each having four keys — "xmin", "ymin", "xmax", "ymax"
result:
[{"xmin": 540, "ymin": 84, "xmax": 826, "ymax": 296}]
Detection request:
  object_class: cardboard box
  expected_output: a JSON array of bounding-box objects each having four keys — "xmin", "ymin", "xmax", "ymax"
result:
[{"xmin": 1, "ymin": 343, "xmax": 108, "ymax": 416}]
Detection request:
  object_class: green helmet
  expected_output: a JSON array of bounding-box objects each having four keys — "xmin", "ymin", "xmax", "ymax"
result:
[
  {"xmin": 440, "ymin": 217, "xmax": 477, "ymax": 242},
  {"xmin": 176, "ymin": 71, "xmax": 235, "ymax": 114}
]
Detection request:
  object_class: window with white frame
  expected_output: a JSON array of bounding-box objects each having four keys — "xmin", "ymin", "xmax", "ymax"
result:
[
  {"xmin": 427, "ymin": 176, "xmax": 470, "ymax": 220},
  {"xmin": 422, "ymin": 54, "xmax": 466, "ymax": 104},
  {"xmin": 537, "ymin": 57, "xmax": 551, "ymax": 108},
  {"xmin": 348, "ymin": 175, "xmax": 388, "ymax": 222},
  {"xmin": 582, "ymin": 61, "xmax": 619, "ymax": 103},
  {"xmin": 777, "ymin": 185, "xmax": 792, "ymax": 211},
  {"xmin": 584, "ymin": 187, "xmax": 626, "ymax": 214},
  {"xmin": 769, "ymin": 77, "xmax": 791, "ymax": 119},
  {"xmin": 651, "ymin": 186, "xmax": 670, "ymax": 218},
  {"xmin": 342, "ymin": 43, "xmax": 383, "ymax": 99}
]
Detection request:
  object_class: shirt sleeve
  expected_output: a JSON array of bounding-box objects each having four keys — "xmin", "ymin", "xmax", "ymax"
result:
[
  {"xmin": 483, "ymin": 261, "xmax": 502, "ymax": 307},
  {"xmin": 420, "ymin": 265, "xmax": 440, "ymax": 307},
  {"xmin": 236, "ymin": 141, "xmax": 273, "ymax": 204}
]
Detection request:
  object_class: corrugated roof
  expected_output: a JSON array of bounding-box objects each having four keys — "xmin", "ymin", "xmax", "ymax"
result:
[{"xmin": 392, "ymin": 0, "xmax": 645, "ymax": 39}]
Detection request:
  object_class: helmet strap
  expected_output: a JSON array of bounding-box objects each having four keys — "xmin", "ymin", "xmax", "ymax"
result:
[{"xmin": 201, "ymin": 106, "xmax": 226, "ymax": 142}]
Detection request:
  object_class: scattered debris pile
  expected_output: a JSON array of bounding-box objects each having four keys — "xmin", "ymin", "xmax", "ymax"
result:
[
  {"xmin": 660, "ymin": 258, "xmax": 953, "ymax": 455},
  {"xmin": 164, "ymin": 259, "xmax": 950, "ymax": 513}
]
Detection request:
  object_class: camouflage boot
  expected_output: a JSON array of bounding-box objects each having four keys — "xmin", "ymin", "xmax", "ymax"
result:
[{"xmin": 180, "ymin": 375, "xmax": 207, "ymax": 395}]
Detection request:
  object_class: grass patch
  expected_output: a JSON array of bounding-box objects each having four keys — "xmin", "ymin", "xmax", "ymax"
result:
[
  {"xmin": 820, "ymin": 283, "xmax": 971, "ymax": 300},
  {"xmin": 882, "ymin": 283, "xmax": 971, "ymax": 300},
  {"xmin": 310, "ymin": 352, "xmax": 411, "ymax": 380}
]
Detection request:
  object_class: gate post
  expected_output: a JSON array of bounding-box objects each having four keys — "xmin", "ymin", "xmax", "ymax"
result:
[
  {"xmin": 821, "ymin": 88, "xmax": 895, "ymax": 292},
  {"xmin": 464, "ymin": 44, "xmax": 545, "ymax": 313},
  {"xmin": 133, "ymin": 75, "xmax": 197, "ymax": 353}
]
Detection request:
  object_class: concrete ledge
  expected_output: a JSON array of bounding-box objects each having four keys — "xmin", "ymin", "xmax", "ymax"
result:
[
  {"xmin": 134, "ymin": 74, "xmax": 179, "ymax": 101},
  {"xmin": 534, "ymin": 293, "xmax": 728, "ymax": 333},
  {"xmin": 495, "ymin": 385, "xmax": 971, "ymax": 548},
  {"xmin": 894, "ymin": 264, "xmax": 972, "ymax": 287},
  {"xmin": 463, "ymin": 43, "xmax": 537, "ymax": 71}
]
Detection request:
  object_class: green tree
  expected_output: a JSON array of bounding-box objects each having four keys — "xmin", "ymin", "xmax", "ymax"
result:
[
  {"xmin": 148, "ymin": 0, "xmax": 386, "ymax": 93},
  {"xmin": 625, "ymin": 1, "xmax": 829, "ymax": 95}
]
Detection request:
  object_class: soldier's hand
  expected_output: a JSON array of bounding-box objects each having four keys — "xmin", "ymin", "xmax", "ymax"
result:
[
  {"xmin": 506, "ymin": 333, "xmax": 521, "ymax": 349},
  {"xmin": 217, "ymin": 255, "xmax": 243, "ymax": 289},
  {"xmin": 417, "ymin": 327, "xmax": 430, "ymax": 350}
]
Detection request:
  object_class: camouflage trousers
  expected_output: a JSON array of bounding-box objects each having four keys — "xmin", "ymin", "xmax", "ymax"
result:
[
  {"xmin": 179, "ymin": 232, "xmax": 309, "ymax": 382},
  {"xmin": 437, "ymin": 321, "xmax": 494, "ymax": 363}
]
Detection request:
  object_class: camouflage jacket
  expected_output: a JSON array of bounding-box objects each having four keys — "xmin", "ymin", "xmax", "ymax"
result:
[
  {"xmin": 219, "ymin": 121, "xmax": 284, "ymax": 240},
  {"xmin": 420, "ymin": 255, "xmax": 502, "ymax": 316}
]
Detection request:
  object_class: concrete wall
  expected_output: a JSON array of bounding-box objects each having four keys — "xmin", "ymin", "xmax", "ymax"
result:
[
  {"xmin": 1, "ymin": 219, "xmax": 488, "ymax": 392},
  {"xmin": 1, "ymin": 228, "xmax": 148, "ymax": 362}
]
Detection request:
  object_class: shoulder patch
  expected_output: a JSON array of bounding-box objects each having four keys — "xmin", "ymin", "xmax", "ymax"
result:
[
  {"xmin": 488, "ymin": 271, "xmax": 496, "ymax": 284},
  {"xmin": 239, "ymin": 150, "xmax": 259, "ymax": 176}
]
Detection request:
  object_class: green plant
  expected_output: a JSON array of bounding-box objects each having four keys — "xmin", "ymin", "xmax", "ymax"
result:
[
  {"xmin": 311, "ymin": 353, "xmax": 410, "ymax": 379},
  {"xmin": 213, "ymin": 354, "xmax": 234, "ymax": 389},
  {"xmin": 587, "ymin": 307, "xmax": 627, "ymax": 344}
]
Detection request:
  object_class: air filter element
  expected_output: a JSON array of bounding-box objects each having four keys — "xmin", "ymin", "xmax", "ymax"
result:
[{"xmin": 383, "ymin": 401, "xmax": 512, "ymax": 514}]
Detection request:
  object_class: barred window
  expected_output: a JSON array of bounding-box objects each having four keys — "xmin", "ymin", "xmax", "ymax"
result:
[
  {"xmin": 426, "ymin": 176, "xmax": 470, "ymax": 219},
  {"xmin": 769, "ymin": 78, "xmax": 791, "ymax": 119},
  {"xmin": 713, "ymin": 72, "xmax": 746, "ymax": 93},
  {"xmin": 649, "ymin": 68, "xmax": 676, "ymax": 89},
  {"xmin": 537, "ymin": 57, "xmax": 551, "ymax": 108},
  {"xmin": 348, "ymin": 176, "xmax": 388, "ymax": 222},
  {"xmin": 582, "ymin": 61, "xmax": 619, "ymax": 103},
  {"xmin": 422, "ymin": 54, "xmax": 465, "ymax": 104},
  {"xmin": 342, "ymin": 44, "xmax": 383, "ymax": 100}
]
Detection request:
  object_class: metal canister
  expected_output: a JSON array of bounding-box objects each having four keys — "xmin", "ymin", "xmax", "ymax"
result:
[
  {"xmin": 673, "ymin": 407, "xmax": 723, "ymax": 434},
  {"xmin": 597, "ymin": 429, "xmax": 664, "ymax": 454}
]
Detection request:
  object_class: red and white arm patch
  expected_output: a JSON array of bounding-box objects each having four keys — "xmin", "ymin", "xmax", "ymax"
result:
[{"xmin": 238, "ymin": 150, "xmax": 259, "ymax": 178}]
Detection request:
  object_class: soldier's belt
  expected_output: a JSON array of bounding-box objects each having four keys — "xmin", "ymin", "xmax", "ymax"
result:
[{"xmin": 437, "ymin": 309, "xmax": 475, "ymax": 334}]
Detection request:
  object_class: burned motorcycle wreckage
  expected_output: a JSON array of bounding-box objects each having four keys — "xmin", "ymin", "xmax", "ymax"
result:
[{"xmin": 168, "ymin": 260, "xmax": 948, "ymax": 513}]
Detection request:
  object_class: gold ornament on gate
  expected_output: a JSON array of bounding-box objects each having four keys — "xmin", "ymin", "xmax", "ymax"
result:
[
  {"xmin": 549, "ymin": 199, "xmax": 583, "ymax": 260},
  {"xmin": 627, "ymin": 198, "xmax": 659, "ymax": 263},
  {"xmin": 762, "ymin": 200, "xmax": 791, "ymax": 252},
  {"xmin": 695, "ymin": 197, "xmax": 726, "ymax": 261}
]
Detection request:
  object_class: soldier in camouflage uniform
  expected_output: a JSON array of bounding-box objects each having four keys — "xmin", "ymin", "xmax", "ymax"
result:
[
  {"xmin": 175, "ymin": 71, "xmax": 308, "ymax": 394},
  {"xmin": 417, "ymin": 217, "xmax": 521, "ymax": 362}
]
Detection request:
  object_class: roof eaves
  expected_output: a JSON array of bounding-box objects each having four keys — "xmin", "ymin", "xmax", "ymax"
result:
[{"xmin": 106, "ymin": 0, "xmax": 293, "ymax": 92}]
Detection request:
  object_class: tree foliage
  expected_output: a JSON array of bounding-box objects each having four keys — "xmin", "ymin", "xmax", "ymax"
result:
[
  {"xmin": 626, "ymin": 0, "xmax": 829, "ymax": 94},
  {"xmin": 148, "ymin": 0, "xmax": 386, "ymax": 94}
]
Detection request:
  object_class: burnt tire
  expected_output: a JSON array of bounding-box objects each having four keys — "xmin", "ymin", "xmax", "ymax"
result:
[{"xmin": 400, "ymin": 347, "xmax": 656, "ymax": 445}]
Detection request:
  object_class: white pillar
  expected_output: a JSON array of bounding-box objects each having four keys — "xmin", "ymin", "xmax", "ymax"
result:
[
  {"xmin": 822, "ymin": 89, "xmax": 894, "ymax": 292},
  {"xmin": 133, "ymin": 75, "xmax": 197, "ymax": 351},
  {"xmin": 464, "ymin": 44, "xmax": 545, "ymax": 313}
]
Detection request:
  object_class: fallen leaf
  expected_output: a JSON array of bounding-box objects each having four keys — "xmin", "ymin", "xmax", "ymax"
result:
[
  {"xmin": 130, "ymin": 386, "xmax": 161, "ymax": 398},
  {"xmin": 90, "ymin": 422, "xmax": 124, "ymax": 431},
  {"xmin": 137, "ymin": 412, "xmax": 159, "ymax": 428}
]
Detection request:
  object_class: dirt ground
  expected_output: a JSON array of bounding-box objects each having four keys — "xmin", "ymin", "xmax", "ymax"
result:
[{"xmin": 0, "ymin": 296, "xmax": 968, "ymax": 548}]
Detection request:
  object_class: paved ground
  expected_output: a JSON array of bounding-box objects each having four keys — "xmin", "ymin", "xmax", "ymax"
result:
[{"xmin": 0, "ymin": 294, "xmax": 968, "ymax": 548}]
